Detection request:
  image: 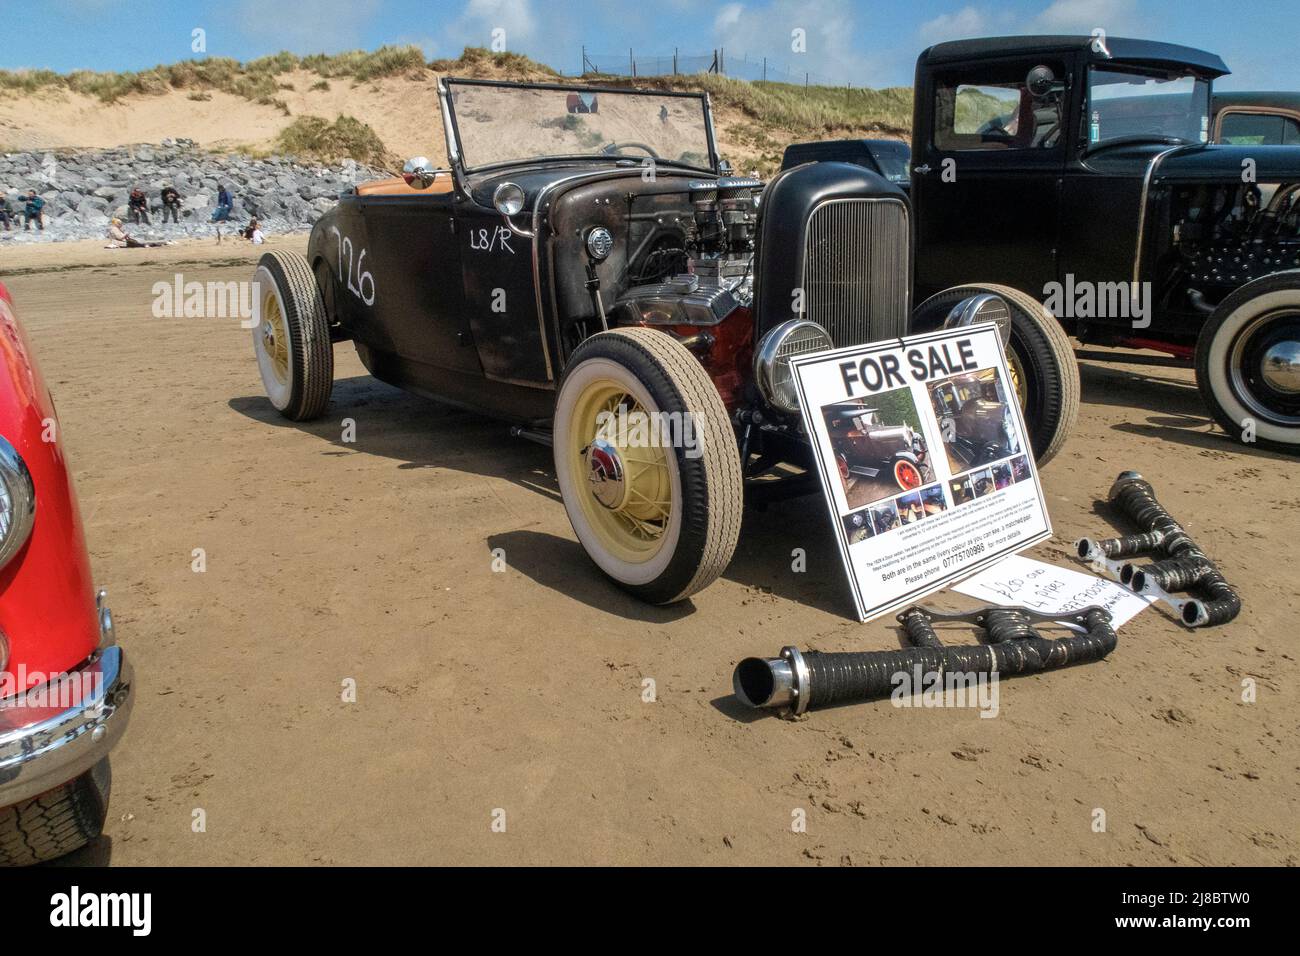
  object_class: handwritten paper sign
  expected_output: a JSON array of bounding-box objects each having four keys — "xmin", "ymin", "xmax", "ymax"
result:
[{"xmin": 952, "ymin": 554, "xmax": 1155, "ymax": 629}]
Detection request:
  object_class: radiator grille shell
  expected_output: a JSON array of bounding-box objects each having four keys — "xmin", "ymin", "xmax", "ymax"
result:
[{"xmin": 801, "ymin": 197, "xmax": 911, "ymax": 346}]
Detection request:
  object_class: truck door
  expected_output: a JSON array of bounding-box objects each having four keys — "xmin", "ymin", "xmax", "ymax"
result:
[{"xmin": 913, "ymin": 58, "xmax": 1069, "ymax": 304}]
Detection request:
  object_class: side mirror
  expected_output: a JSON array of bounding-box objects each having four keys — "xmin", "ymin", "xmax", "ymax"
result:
[
  {"xmin": 1026, "ymin": 65, "xmax": 1057, "ymax": 97},
  {"xmin": 402, "ymin": 156, "xmax": 437, "ymax": 189}
]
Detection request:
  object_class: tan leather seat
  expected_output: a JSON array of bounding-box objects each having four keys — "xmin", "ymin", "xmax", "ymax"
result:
[{"xmin": 355, "ymin": 173, "xmax": 454, "ymax": 196}]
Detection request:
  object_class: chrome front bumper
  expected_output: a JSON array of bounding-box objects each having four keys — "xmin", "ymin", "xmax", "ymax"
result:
[{"xmin": 0, "ymin": 645, "xmax": 133, "ymax": 808}]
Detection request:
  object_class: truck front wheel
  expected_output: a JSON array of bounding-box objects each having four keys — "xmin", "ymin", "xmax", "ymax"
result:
[{"xmin": 1196, "ymin": 270, "xmax": 1300, "ymax": 452}]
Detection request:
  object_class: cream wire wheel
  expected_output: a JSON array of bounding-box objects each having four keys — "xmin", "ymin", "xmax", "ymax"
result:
[
  {"xmin": 567, "ymin": 380, "xmax": 674, "ymax": 565},
  {"xmin": 259, "ymin": 289, "xmax": 291, "ymax": 395},
  {"xmin": 252, "ymin": 251, "xmax": 334, "ymax": 421},
  {"xmin": 554, "ymin": 328, "xmax": 743, "ymax": 605}
]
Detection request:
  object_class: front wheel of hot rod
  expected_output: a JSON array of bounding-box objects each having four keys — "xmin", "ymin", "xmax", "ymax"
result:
[
  {"xmin": 252, "ymin": 251, "xmax": 334, "ymax": 421},
  {"xmin": 914, "ymin": 283, "xmax": 1080, "ymax": 467},
  {"xmin": 553, "ymin": 328, "xmax": 743, "ymax": 605},
  {"xmin": 1196, "ymin": 270, "xmax": 1300, "ymax": 452}
]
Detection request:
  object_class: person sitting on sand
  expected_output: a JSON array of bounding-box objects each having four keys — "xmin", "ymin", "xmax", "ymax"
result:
[
  {"xmin": 128, "ymin": 187, "xmax": 150, "ymax": 225},
  {"xmin": 160, "ymin": 185, "xmax": 182, "ymax": 224},
  {"xmin": 107, "ymin": 217, "xmax": 164, "ymax": 248},
  {"xmin": 241, "ymin": 218, "xmax": 265, "ymax": 244}
]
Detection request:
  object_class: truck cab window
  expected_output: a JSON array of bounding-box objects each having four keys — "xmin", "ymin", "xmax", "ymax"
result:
[
  {"xmin": 934, "ymin": 65, "xmax": 1065, "ymax": 151},
  {"xmin": 1087, "ymin": 66, "xmax": 1210, "ymax": 145}
]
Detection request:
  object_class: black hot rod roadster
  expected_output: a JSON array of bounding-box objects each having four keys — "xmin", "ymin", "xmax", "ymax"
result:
[{"xmin": 250, "ymin": 78, "xmax": 1076, "ymax": 604}]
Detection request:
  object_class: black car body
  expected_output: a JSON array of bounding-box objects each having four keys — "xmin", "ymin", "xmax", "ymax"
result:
[
  {"xmin": 781, "ymin": 139, "xmax": 912, "ymax": 192},
  {"xmin": 251, "ymin": 77, "xmax": 1075, "ymax": 604},
  {"xmin": 306, "ymin": 79, "xmax": 911, "ymax": 432}
]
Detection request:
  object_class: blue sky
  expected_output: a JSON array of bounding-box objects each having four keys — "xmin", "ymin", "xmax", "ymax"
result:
[{"xmin": 2, "ymin": 0, "xmax": 1295, "ymax": 90}]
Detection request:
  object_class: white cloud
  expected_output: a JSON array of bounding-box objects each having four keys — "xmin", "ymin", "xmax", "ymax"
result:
[
  {"xmin": 449, "ymin": 0, "xmax": 539, "ymax": 48},
  {"xmin": 917, "ymin": 0, "xmax": 1138, "ymax": 46},
  {"xmin": 234, "ymin": 0, "xmax": 381, "ymax": 53},
  {"xmin": 707, "ymin": 0, "xmax": 870, "ymax": 86},
  {"xmin": 1032, "ymin": 0, "xmax": 1137, "ymax": 34},
  {"xmin": 919, "ymin": 6, "xmax": 989, "ymax": 45},
  {"xmin": 714, "ymin": 3, "xmax": 746, "ymax": 32}
]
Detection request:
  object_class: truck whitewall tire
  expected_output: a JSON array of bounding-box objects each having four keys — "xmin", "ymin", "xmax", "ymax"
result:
[{"xmin": 1196, "ymin": 271, "xmax": 1300, "ymax": 451}]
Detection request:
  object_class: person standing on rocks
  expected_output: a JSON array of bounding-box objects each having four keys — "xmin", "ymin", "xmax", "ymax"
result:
[
  {"xmin": 23, "ymin": 190, "xmax": 45, "ymax": 231},
  {"xmin": 128, "ymin": 187, "xmax": 151, "ymax": 225},
  {"xmin": 211, "ymin": 185, "xmax": 233, "ymax": 222},
  {"xmin": 160, "ymin": 185, "xmax": 182, "ymax": 224}
]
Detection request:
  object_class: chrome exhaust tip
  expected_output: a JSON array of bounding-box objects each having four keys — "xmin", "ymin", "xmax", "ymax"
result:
[{"xmin": 732, "ymin": 646, "xmax": 810, "ymax": 714}]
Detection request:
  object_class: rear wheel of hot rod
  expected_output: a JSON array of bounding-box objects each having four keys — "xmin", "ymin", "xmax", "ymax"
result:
[
  {"xmin": 553, "ymin": 328, "xmax": 743, "ymax": 605},
  {"xmin": 1196, "ymin": 270, "xmax": 1300, "ymax": 452},
  {"xmin": 252, "ymin": 251, "xmax": 334, "ymax": 421},
  {"xmin": 0, "ymin": 758, "xmax": 110, "ymax": 866},
  {"xmin": 914, "ymin": 283, "xmax": 1079, "ymax": 466}
]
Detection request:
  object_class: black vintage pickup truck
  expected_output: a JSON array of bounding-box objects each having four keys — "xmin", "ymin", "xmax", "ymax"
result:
[{"xmin": 793, "ymin": 36, "xmax": 1300, "ymax": 451}]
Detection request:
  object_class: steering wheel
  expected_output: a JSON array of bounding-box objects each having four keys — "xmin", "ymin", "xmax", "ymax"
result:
[{"xmin": 601, "ymin": 141, "xmax": 659, "ymax": 159}]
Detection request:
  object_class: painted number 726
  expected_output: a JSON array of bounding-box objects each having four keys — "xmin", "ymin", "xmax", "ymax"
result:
[{"xmin": 330, "ymin": 226, "xmax": 376, "ymax": 306}]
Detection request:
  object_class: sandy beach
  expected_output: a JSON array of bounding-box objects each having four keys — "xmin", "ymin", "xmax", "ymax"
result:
[{"xmin": 0, "ymin": 233, "xmax": 1292, "ymax": 865}]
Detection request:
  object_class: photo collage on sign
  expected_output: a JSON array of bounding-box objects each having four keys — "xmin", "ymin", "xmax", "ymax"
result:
[
  {"xmin": 928, "ymin": 366, "xmax": 1034, "ymax": 507},
  {"xmin": 825, "ymin": 384, "xmax": 952, "ymax": 545}
]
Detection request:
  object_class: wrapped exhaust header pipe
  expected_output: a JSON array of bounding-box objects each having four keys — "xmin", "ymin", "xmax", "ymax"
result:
[
  {"xmin": 1076, "ymin": 471, "xmax": 1241, "ymax": 628},
  {"xmin": 733, "ymin": 605, "xmax": 1115, "ymax": 715}
]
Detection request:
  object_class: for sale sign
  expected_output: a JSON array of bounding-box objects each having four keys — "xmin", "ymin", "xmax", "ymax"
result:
[{"xmin": 790, "ymin": 323, "xmax": 1052, "ymax": 621}]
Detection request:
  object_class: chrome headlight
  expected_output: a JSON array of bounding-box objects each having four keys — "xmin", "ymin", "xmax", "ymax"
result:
[
  {"xmin": 0, "ymin": 436, "xmax": 35, "ymax": 570},
  {"xmin": 586, "ymin": 227, "xmax": 613, "ymax": 260},
  {"xmin": 942, "ymin": 293, "xmax": 1012, "ymax": 346},
  {"xmin": 755, "ymin": 319, "xmax": 833, "ymax": 414},
  {"xmin": 492, "ymin": 182, "xmax": 525, "ymax": 217}
]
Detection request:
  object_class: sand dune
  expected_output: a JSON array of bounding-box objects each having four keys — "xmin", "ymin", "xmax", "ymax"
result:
[{"xmin": 0, "ymin": 68, "xmax": 825, "ymax": 176}]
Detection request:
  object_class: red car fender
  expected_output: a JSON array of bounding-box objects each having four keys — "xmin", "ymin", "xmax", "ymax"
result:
[{"xmin": 0, "ymin": 283, "xmax": 99, "ymax": 686}]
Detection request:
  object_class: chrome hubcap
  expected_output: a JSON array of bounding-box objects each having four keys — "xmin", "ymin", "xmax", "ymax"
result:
[
  {"xmin": 586, "ymin": 438, "xmax": 626, "ymax": 510},
  {"xmin": 1229, "ymin": 310, "xmax": 1300, "ymax": 425},
  {"xmin": 1260, "ymin": 340, "xmax": 1300, "ymax": 394}
]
